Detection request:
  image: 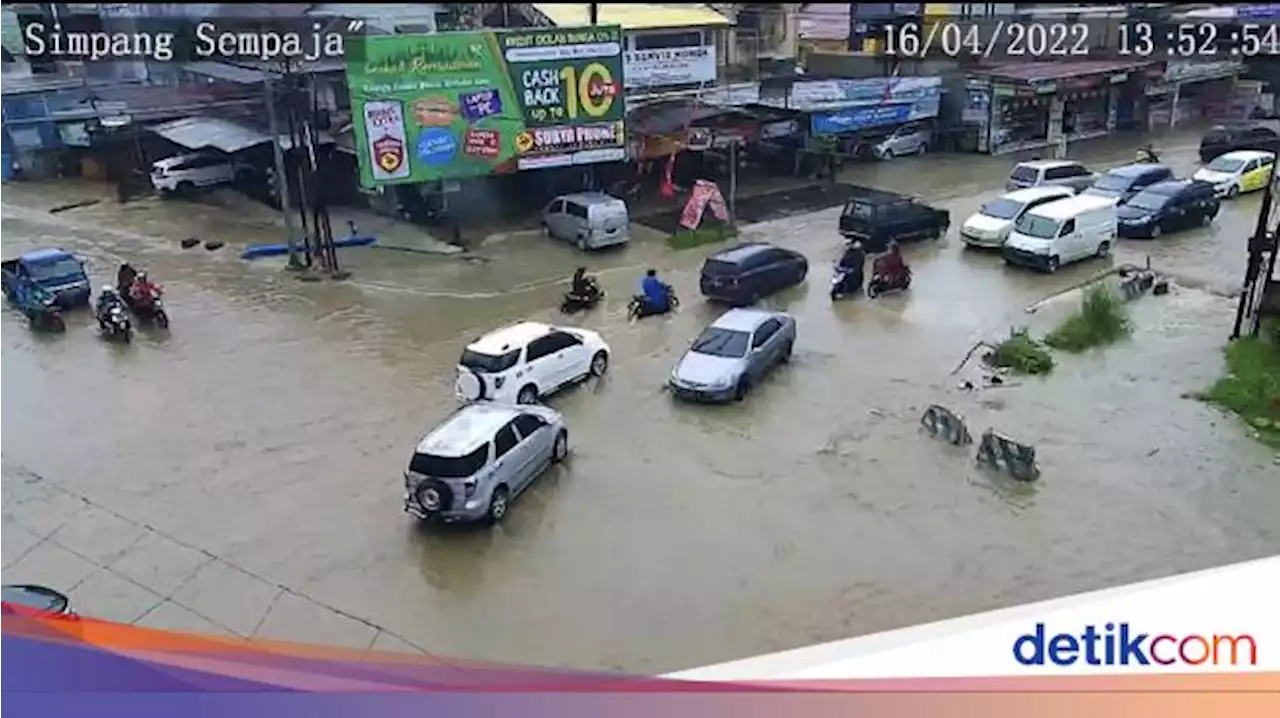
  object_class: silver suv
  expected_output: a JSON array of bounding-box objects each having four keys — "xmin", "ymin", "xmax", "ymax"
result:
[
  {"xmin": 1006, "ymin": 159, "xmax": 1097, "ymax": 193},
  {"xmin": 404, "ymin": 402, "xmax": 569, "ymax": 524},
  {"xmin": 873, "ymin": 121, "xmax": 933, "ymax": 160}
]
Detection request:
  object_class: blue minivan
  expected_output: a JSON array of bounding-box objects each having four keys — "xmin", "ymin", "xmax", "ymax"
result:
[{"xmin": 1083, "ymin": 164, "xmax": 1175, "ymax": 205}]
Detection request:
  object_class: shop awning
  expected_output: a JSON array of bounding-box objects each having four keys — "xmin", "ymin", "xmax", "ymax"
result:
[
  {"xmin": 532, "ymin": 3, "xmax": 731, "ymax": 30},
  {"xmin": 971, "ymin": 59, "xmax": 1161, "ymax": 84},
  {"xmin": 181, "ymin": 61, "xmax": 270, "ymax": 85},
  {"xmin": 149, "ymin": 117, "xmax": 335, "ymax": 154}
]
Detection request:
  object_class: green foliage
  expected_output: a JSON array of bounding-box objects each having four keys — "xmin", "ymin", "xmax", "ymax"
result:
[
  {"xmin": 666, "ymin": 225, "xmax": 738, "ymax": 249},
  {"xmin": 1200, "ymin": 323, "xmax": 1280, "ymax": 449},
  {"xmin": 1044, "ymin": 285, "xmax": 1132, "ymax": 353},
  {"xmin": 988, "ymin": 329, "xmax": 1055, "ymax": 375}
]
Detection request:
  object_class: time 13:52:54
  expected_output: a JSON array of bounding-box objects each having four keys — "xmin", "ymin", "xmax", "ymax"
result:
[{"xmin": 1119, "ymin": 22, "xmax": 1280, "ymax": 58}]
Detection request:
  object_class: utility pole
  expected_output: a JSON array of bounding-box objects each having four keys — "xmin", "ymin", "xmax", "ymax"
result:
[
  {"xmin": 589, "ymin": 3, "xmax": 599, "ymax": 25},
  {"xmin": 264, "ymin": 73, "xmax": 303, "ymax": 270}
]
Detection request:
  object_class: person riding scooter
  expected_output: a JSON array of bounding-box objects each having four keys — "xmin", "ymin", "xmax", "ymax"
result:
[
  {"xmin": 867, "ymin": 242, "xmax": 912, "ymax": 297},
  {"xmin": 117, "ymin": 263, "xmax": 139, "ymax": 298},
  {"xmin": 1136, "ymin": 144, "xmax": 1160, "ymax": 163},
  {"xmin": 835, "ymin": 241, "xmax": 866, "ymax": 291},
  {"xmin": 95, "ymin": 285, "xmax": 125, "ymax": 323},
  {"xmin": 633, "ymin": 268, "xmax": 673, "ymax": 318},
  {"xmin": 568, "ymin": 267, "xmax": 601, "ymax": 302},
  {"xmin": 128, "ymin": 271, "xmax": 159, "ymax": 305}
]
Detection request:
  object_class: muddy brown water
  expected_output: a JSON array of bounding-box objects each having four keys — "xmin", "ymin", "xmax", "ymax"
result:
[{"xmin": 3, "ymin": 132, "xmax": 1277, "ymax": 672}]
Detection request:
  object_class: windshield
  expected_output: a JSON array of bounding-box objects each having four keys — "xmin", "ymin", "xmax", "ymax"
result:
[
  {"xmin": 690, "ymin": 327, "xmax": 750, "ymax": 358},
  {"xmin": 27, "ymin": 258, "xmax": 82, "ymax": 283},
  {"xmin": 1013, "ymin": 213, "xmax": 1061, "ymax": 239},
  {"xmin": 842, "ymin": 201, "xmax": 875, "ymax": 221},
  {"xmin": 1010, "ymin": 166, "xmax": 1038, "ymax": 183},
  {"xmin": 1094, "ymin": 174, "xmax": 1133, "ymax": 191},
  {"xmin": 979, "ymin": 198, "xmax": 1025, "ymax": 220},
  {"xmin": 1127, "ymin": 192, "xmax": 1169, "ymax": 212},
  {"xmin": 408, "ymin": 445, "xmax": 488, "ymax": 479},
  {"xmin": 1206, "ymin": 156, "xmax": 1247, "ymax": 172},
  {"xmin": 459, "ymin": 348, "xmax": 520, "ymax": 374}
]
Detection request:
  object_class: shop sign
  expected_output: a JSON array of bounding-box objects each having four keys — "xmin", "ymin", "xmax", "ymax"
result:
[
  {"xmin": 685, "ymin": 127, "xmax": 714, "ymax": 152},
  {"xmin": 624, "ymin": 46, "xmax": 716, "ymax": 89},
  {"xmin": 1165, "ymin": 59, "xmax": 1245, "ymax": 85},
  {"xmin": 346, "ymin": 26, "xmax": 627, "ymax": 186},
  {"xmin": 1034, "ymin": 81, "xmax": 1057, "ymax": 95},
  {"xmin": 771, "ymin": 76, "xmax": 942, "ymax": 112},
  {"xmin": 679, "ymin": 179, "xmax": 729, "ymax": 230},
  {"xmin": 992, "ymin": 84, "xmax": 1017, "ymax": 98},
  {"xmin": 760, "ymin": 118, "xmax": 800, "ymax": 139},
  {"xmin": 965, "ymin": 77, "xmax": 991, "ymax": 90},
  {"xmin": 811, "ymin": 99, "xmax": 939, "ymax": 135},
  {"xmin": 962, "ymin": 89, "xmax": 990, "ymax": 124},
  {"xmin": 1109, "ymin": 72, "xmax": 1129, "ymax": 85}
]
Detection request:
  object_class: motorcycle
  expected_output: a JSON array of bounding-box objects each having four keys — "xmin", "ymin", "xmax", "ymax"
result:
[
  {"xmin": 829, "ymin": 266, "xmax": 863, "ymax": 300},
  {"xmin": 125, "ymin": 283, "xmax": 169, "ymax": 328},
  {"xmin": 627, "ymin": 286, "xmax": 680, "ymax": 321},
  {"xmin": 1135, "ymin": 146, "xmax": 1161, "ymax": 163},
  {"xmin": 560, "ymin": 279, "xmax": 604, "ymax": 314},
  {"xmin": 98, "ymin": 303, "xmax": 133, "ymax": 343},
  {"xmin": 866, "ymin": 268, "xmax": 912, "ymax": 298},
  {"xmin": 24, "ymin": 298, "xmax": 65, "ymax": 333}
]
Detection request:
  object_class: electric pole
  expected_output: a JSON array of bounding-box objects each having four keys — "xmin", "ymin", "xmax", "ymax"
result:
[{"xmin": 264, "ymin": 73, "xmax": 303, "ymax": 270}]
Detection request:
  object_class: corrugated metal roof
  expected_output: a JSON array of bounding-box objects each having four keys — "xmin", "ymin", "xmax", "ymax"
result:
[
  {"xmin": 182, "ymin": 62, "xmax": 270, "ymax": 85},
  {"xmin": 148, "ymin": 116, "xmax": 336, "ymax": 153},
  {"xmin": 972, "ymin": 59, "xmax": 1160, "ymax": 83},
  {"xmin": 532, "ymin": 3, "xmax": 731, "ymax": 29}
]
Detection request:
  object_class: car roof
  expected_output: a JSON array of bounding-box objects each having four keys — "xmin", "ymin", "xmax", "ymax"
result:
[
  {"xmin": 416, "ymin": 403, "xmax": 523, "ymax": 456},
  {"xmin": 20, "ymin": 248, "xmax": 73, "ymax": 263},
  {"xmin": 1014, "ymin": 159, "xmax": 1083, "ymax": 170},
  {"xmin": 1107, "ymin": 163, "xmax": 1169, "ymax": 178},
  {"xmin": 710, "ymin": 307, "xmax": 787, "ymax": 332},
  {"xmin": 154, "ymin": 152, "xmax": 213, "ymax": 166},
  {"xmin": 1025, "ymin": 194, "xmax": 1116, "ymax": 220},
  {"xmin": 1003, "ymin": 186, "xmax": 1074, "ymax": 202},
  {"xmin": 467, "ymin": 321, "xmax": 556, "ymax": 354},
  {"xmin": 1218, "ymin": 149, "xmax": 1275, "ymax": 162},
  {"xmin": 843, "ymin": 186, "xmax": 912, "ymax": 204},
  {"xmin": 558, "ymin": 192, "xmax": 624, "ymax": 206},
  {"xmin": 709, "ymin": 241, "xmax": 781, "ymax": 264},
  {"xmin": 1144, "ymin": 180, "xmax": 1193, "ymax": 195}
]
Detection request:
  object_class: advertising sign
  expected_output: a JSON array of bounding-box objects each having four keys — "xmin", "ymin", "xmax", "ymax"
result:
[
  {"xmin": 347, "ymin": 27, "xmax": 626, "ymax": 186},
  {"xmin": 679, "ymin": 179, "xmax": 729, "ymax": 230},
  {"xmin": 810, "ymin": 97, "xmax": 940, "ymax": 135},
  {"xmin": 624, "ymin": 46, "xmax": 716, "ymax": 89},
  {"xmin": 774, "ymin": 76, "xmax": 942, "ymax": 112}
]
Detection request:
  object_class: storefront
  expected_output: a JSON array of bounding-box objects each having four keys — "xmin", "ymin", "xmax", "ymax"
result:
[
  {"xmin": 964, "ymin": 60, "xmax": 1164, "ymax": 156},
  {"xmin": 1145, "ymin": 60, "xmax": 1245, "ymax": 129}
]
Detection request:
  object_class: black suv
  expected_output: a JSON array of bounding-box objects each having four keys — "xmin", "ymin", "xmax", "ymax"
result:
[
  {"xmin": 1200, "ymin": 123, "xmax": 1280, "ymax": 163},
  {"xmin": 699, "ymin": 242, "xmax": 808, "ymax": 305},
  {"xmin": 838, "ymin": 186, "xmax": 950, "ymax": 253}
]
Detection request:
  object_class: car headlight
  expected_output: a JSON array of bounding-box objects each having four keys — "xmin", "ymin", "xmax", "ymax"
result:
[{"xmin": 710, "ymin": 376, "xmax": 734, "ymax": 389}]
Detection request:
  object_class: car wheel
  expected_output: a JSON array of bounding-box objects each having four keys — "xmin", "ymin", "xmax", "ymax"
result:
[
  {"xmin": 1227, "ymin": 184, "xmax": 1240, "ymax": 199},
  {"xmin": 552, "ymin": 430, "xmax": 569, "ymax": 463},
  {"xmin": 734, "ymin": 376, "xmax": 751, "ymax": 402},
  {"xmin": 541, "ymin": 222, "xmax": 552, "ymax": 238},
  {"xmin": 576, "ymin": 236, "xmax": 588, "ymax": 251},
  {"xmin": 176, "ymin": 181, "xmax": 195, "ymax": 194},
  {"xmin": 1201, "ymin": 211, "xmax": 1214, "ymax": 226},
  {"xmin": 882, "ymin": 149, "xmax": 894, "ymax": 161},
  {"xmin": 780, "ymin": 340, "xmax": 793, "ymax": 363},
  {"xmin": 517, "ymin": 384, "xmax": 539, "ymax": 404},
  {"xmin": 1096, "ymin": 241, "xmax": 1111, "ymax": 258},
  {"xmin": 589, "ymin": 350, "xmax": 609, "ymax": 377},
  {"xmin": 486, "ymin": 485, "xmax": 510, "ymax": 524},
  {"xmin": 1046, "ymin": 256, "xmax": 1061, "ymax": 274},
  {"xmin": 1150, "ymin": 224, "xmax": 1162, "ymax": 239},
  {"xmin": 917, "ymin": 143, "xmax": 928, "ymax": 156}
]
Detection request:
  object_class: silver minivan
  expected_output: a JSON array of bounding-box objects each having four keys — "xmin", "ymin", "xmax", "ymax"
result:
[
  {"xmin": 873, "ymin": 121, "xmax": 933, "ymax": 160},
  {"xmin": 541, "ymin": 192, "xmax": 631, "ymax": 251},
  {"xmin": 404, "ymin": 402, "xmax": 569, "ymax": 525}
]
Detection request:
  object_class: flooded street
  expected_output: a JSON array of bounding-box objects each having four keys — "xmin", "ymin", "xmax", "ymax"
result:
[{"xmin": 3, "ymin": 132, "xmax": 1278, "ymax": 672}]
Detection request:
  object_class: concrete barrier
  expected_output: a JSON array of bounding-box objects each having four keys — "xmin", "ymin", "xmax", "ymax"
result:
[
  {"xmin": 920, "ymin": 405, "xmax": 973, "ymax": 446},
  {"xmin": 975, "ymin": 429, "xmax": 1040, "ymax": 482}
]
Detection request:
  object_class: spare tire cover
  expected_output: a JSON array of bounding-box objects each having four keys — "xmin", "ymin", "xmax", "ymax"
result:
[
  {"xmin": 417, "ymin": 480, "xmax": 453, "ymax": 513},
  {"xmin": 455, "ymin": 368, "xmax": 485, "ymax": 402}
]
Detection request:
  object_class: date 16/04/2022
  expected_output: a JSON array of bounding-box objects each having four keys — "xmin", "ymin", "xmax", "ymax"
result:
[{"xmin": 883, "ymin": 21, "xmax": 1093, "ymax": 59}]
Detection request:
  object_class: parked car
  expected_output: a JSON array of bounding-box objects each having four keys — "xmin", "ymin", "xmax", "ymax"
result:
[
  {"xmin": 1, "ymin": 248, "xmax": 91, "ymax": 308},
  {"xmin": 1117, "ymin": 180, "xmax": 1219, "ymax": 239},
  {"xmin": 1199, "ymin": 122, "xmax": 1280, "ymax": 163},
  {"xmin": 403, "ymin": 402, "xmax": 568, "ymax": 524},
  {"xmin": 1083, "ymin": 164, "xmax": 1175, "ymax": 205},
  {"xmin": 872, "ymin": 121, "xmax": 933, "ymax": 160},
  {"xmin": 454, "ymin": 321, "xmax": 610, "ymax": 405},
  {"xmin": 699, "ymin": 242, "xmax": 808, "ymax": 305},
  {"xmin": 668, "ymin": 308, "xmax": 796, "ymax": 403},
  {"xmin": 959, "ymin": 186, "xmax": 1076, "ymax": 249},
  {"xmin": 1192, "ymin": 149, "xmax": 1276, "ymax": 198},
  {"xmin": 838, "ymin": 187, "xmax": 949, "ymax": 252},
  {"xmin": 541, "ymin": 192, "xmax": 630, "ymax": 251},
  {"xmin": 1, "ymin": 584, "xmax": 74, "ymax": 617},
  {"xmin": 150, "ymin": 151, "xmax": 251, "ymax": 195},
  {"xmin": 1006, "ymin": 159, "xmax": 1097, "ymax": 193},
  {"xmin": 1003, "ymin": 193, "xmax": 1118, "ymax": 273}
]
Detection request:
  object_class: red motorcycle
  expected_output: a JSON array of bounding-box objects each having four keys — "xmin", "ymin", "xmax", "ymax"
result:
[{"xmin": 124, "ymin": 278, "xmax": 169, "ymax": 328}]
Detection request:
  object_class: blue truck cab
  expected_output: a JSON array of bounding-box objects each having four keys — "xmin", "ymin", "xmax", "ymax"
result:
[{"xmin": 2, "ymin": 248, "xmax": 92, "ymax": 309}]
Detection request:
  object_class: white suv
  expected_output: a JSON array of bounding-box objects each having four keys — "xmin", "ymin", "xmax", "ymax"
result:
[
  {"xmin": 455, "ymin": 321, "xmax": 611, "ymax": 405},
  {"xmin": 150, "ymin": 152, "xmax": 249, "ymax": 194}
]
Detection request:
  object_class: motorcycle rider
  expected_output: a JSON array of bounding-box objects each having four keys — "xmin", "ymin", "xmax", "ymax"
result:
[
  {"xmin": 567, "ymin": 266, "xmax": 600, "ymax": 303},
  {"xmin": 129, "ymin": 271, "xmax": 158, "ymax": 304},
  {"xmin": 95, "ymin": 285, "xmax": 124, "ymax": 325},
  {"xmin": 836, "ymin": 241, "xmax": 866, "ymax": 293},
  {"xmin": 634, "ymin": 268, "xmax": 672, "ymax": 318},
  {"xmin": 1136, "ymin": 143, "xmax": 1160, "ymax": 163},
  {"xmin": 117, "ymin": 262, "xmax": 139, "ymax": 298},
  {"xmin": 874, "ymin": 241, "xmax": 909, "ymax": 283}
]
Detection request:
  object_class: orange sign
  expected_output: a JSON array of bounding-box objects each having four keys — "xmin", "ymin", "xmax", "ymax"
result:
[{"xmin": 679, "ymin": 180, "xmax": 729, "ymax": 230}]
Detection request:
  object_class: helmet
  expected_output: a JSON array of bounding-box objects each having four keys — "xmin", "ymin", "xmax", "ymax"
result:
[{"xmin": 101, "ymin": 285, "xmax": 115, "ymax": 294}]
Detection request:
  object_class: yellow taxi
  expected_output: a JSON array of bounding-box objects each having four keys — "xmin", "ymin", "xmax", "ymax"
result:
[{"xmin": 1192, "ymin": 149, "xmax": 1276, "ymax": 199}]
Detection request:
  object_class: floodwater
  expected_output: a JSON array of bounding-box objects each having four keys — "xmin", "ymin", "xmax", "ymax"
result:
[{"xmin": 3, "ymin": 132, "xmax": 1278, "ymax": 672}]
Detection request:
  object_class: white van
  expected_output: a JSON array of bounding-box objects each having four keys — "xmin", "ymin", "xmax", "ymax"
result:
[
  {"xmin": 960, "ymin": 186, "xmax": 1076, "ymax": 248},
  {"xmin": 541, "ymin": 192, "xmax": 631, "ymax": 251},
  {"xmin": 1002, "ymin": 194, "xmax": 1118, "ymax": 273}
]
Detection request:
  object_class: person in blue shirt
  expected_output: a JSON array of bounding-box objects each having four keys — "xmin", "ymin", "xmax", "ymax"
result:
[{"xmin": 635, "ymin": 268, "xmax": 671, "ymax": 318}]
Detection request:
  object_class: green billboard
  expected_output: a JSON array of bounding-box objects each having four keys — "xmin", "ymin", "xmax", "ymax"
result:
[{"xmin": 346, "ymin": 27, "xmax": 627, "ymax": 187}]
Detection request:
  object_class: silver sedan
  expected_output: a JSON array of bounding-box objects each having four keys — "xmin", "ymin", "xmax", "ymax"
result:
[{"xmin": 668, "ymin": 308, "xmax": 797, "ymax": 403}]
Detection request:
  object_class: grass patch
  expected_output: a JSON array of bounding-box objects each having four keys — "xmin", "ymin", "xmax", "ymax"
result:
[
  {"xmin": 666, "ymin": 224, "xmax": 738, "ymax": 250},
  {"xmin": 988, "ymin": 329, "xmax": 1055, "ymax": 375},
  {"xmin": 1200, "ymin": 323, "xmax": 1280, "ymax": 448},
  {"xmin": 1044, "ymin": 285, "xmax": 1132, "ymax": 353}
]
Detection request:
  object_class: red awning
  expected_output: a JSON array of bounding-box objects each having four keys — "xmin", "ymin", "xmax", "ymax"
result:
[{"xmin": 971, "ymin": 59, "xmax": 1162, "ymax": 84}]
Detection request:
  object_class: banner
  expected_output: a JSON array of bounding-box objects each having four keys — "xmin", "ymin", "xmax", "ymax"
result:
[
  {"xmin": 679, "ymin": 179, "xmax": 728, "ymax": 230},
  {"xmin": 624, "ymin": 46, "xmax": 716, "ymax": 89},
  {"xmin": 770, "ymin": 76, "xmax": 943, "ymax": 112},
  {"xmin": 346, "ymin": 27, "xmax": 627, "ymax": 186},
  {"xmin": 810, "ymin": 98, "xmax": 940, "ymax": 135}
]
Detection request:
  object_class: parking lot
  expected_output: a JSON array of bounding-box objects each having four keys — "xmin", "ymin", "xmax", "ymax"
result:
[{"xmin": 3, "ymin": 130, "xmax": 1279, "ymax": 672}]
